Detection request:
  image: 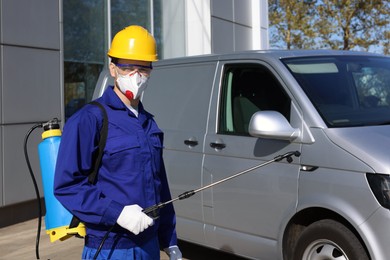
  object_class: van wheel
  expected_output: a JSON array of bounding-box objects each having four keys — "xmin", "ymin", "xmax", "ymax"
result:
[{"xmin": 293, "ymin": 219, "xmax": 369, "ymax": 260}]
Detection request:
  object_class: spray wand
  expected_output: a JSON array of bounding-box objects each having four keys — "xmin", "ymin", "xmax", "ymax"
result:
[{"xmin": 143, "ymin": 150, "xmax": 301, "ymax": 218}]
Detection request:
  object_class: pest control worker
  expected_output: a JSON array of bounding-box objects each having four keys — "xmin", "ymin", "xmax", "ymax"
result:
[{"xmin": 54, "ymin": 25, "xmax": 182, "ymax": 260}]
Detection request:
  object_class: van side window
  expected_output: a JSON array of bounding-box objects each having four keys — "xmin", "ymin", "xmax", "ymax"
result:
[{"xmin": 219, "ymin": 64, "xmax": 291, "ymax": 135}]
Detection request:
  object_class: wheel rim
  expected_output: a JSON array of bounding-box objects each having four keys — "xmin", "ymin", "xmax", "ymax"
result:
[{"xmin": 302, "ymin": 239, "xmax": 348, "ymax": 260}]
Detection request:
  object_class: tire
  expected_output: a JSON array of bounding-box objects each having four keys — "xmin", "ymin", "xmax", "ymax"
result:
[{"xmin": 293, "ymin": 219, "xmax": 369, "ymax": 260}]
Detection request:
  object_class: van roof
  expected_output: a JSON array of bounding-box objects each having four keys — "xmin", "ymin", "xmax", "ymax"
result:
[{"xmin": 155, "ymin": 49, "xmax": 384, "ymax": 66}]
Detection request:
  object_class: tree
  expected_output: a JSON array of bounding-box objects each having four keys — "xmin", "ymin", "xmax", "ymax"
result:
[
  {"xmin": 269, "ymin": 0, "xmax": 390, "ymax": 54},
  {"xmin": 316, "ymin": 0, "xmax": 389, "ymax": 53},
  {"xmin": 269, "ymin": 0, "xmax": 317, "ymax": 49}
]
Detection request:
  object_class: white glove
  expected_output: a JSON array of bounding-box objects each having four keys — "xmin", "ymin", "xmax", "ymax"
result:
[
  {"xmin": 164, "ymin": 245, "xmax": 182, "ymax": 260},
  {"xmin": 116, "ymin": 204, "xmax": 154, "ymax": 235}
]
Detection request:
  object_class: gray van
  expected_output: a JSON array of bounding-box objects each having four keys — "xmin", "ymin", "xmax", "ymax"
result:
[{"xmin": 93, "ymin": 50, "xmax": 390, "ymax": 260}]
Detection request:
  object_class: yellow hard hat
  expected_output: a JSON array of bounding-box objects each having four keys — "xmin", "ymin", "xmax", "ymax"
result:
[{"xmin": 108, "ymin": 25, "xmax": 158, "ymax": 62}]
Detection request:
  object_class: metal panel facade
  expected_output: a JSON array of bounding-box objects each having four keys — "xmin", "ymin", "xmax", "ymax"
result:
[
  {"xmin": 0, "ymin": 0, "xmax": 62, "ymax": 211},
  {"xmin": 1, "ymin": 0, "xmax": 60, "ymax": 49},
  {"xmin": 2, "ymin": 46, "xmax": 61, "ymax": 123}
]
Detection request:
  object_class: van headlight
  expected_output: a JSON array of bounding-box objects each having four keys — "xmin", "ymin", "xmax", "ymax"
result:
[{"xmin": 367, "ymin": 173, "xmax": 390, "ymax": 209}]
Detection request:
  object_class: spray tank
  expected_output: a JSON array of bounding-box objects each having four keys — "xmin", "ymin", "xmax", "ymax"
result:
[
  {"xmin": 24, "ymin": 118, "xmax": 85, "ymax": 259},
  {"xmin": 37, "ymin": 118, "xmax": 86, "ymax": 242}
]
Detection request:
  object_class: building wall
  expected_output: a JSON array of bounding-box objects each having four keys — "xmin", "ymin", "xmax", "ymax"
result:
[
  {"xmin": 162, "ymin": 0, "xmax": 268, "ymax": 58},
  {"xmin": 0, "ymin": 0, "xmax": 63, "ymax": 226},
  {"xmin": 0, "ymin": 0, "xmax": 268, "ymax": 227}
]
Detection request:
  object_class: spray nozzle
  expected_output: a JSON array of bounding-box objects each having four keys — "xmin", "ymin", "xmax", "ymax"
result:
[{"xmin": 43, "ymin": 118, "xmax": 60, "ymax": 131}]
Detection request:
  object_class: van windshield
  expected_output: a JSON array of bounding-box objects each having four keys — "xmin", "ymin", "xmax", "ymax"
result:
[{"xmin": 283, "ymin": 55, "xmax": 390, "ymax": 127}]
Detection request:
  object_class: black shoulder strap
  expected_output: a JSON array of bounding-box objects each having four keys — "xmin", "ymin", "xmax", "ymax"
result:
[
  {"xmin": 88, "ymin": 101, "xmax": 108, "ymax": 184},
  {"xmin": 69, "ymin": 101, "xmax": 108, "ymax": 229}
]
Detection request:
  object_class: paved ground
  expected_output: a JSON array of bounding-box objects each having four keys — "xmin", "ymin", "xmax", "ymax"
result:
[
  {"xmin": 0, "ymin": 218, "xmax": 170, "ymax": 260},
  {"xmin": 0, "ymin": 218, "xmax": 245, "ymax": 259},
  {"xmin": 0, "ymin": 218, "xmax": 83, "ymax": 260}
]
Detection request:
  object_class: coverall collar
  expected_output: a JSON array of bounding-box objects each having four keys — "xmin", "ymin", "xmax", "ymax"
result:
[{"xmin": 102, "ymin": 86, "xmax": 154, "ymax": 124}]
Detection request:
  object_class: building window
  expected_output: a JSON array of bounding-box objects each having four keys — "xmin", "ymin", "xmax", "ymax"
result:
[
  {"xmin": 111, "ymin": 0, "xmax": 163, "ymax": 59},
  {"xmin": 63, "ymin": 0, "xmax": 106, "ymax": 120},
  {"xmin": 63, "ymin": 0, "xmax": 162, "ymax": 120}
]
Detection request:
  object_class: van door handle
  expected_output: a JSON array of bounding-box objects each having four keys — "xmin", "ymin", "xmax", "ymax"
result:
[
  {"xmin": 184, "ymin": 139, "xmax": 198, "ymax": 147},
  {"xmin": 210, "ymin": 142, "xmax": 226, "ymax": 149}
]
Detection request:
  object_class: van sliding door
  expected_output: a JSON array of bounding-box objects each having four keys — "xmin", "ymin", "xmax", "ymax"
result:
[{"xmin": 143, "ymin": 61, "xmax": 218, "ymax": 243}]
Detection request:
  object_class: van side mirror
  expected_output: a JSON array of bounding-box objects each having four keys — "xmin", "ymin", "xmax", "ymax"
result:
[{"xmin": 248, "ymin": 111, "xmax": 300, "ymax": 141}]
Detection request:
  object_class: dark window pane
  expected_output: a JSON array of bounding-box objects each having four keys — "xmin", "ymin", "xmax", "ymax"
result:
[{"xmin": 63, "ymin": 0, "xmax": 106, "ymax": 120}]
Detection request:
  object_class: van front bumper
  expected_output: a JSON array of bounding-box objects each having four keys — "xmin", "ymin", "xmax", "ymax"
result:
[{"xmin": 359, "ymin": 206, "xmax": 390, "ymax": 260}]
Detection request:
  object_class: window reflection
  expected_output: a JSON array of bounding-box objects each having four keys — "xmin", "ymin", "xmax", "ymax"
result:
[
  {"xmin": 111, "ymin": 0, "xmax": 163, "ymax": 59},
  {"xmin": 63, "ymin": 0, "xmax": 105, "ymax": 120},
  {"xmin": 63, "ymin": 0, "xmax": 162, "ymax": 121},
  {"xmin": 284, "ymin": 56, "xmax": 390, "ymax": 127}
]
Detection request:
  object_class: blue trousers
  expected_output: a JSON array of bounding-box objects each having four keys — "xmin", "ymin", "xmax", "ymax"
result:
[{"xmin": 82, "ymin": 236, "xmax": 160, "ymax": 260}]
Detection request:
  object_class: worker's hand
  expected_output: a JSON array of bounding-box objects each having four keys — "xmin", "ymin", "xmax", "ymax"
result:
[
  {"xmin": 116, "ymin": 204, "xmax": 154, "ymax": 235},
  {"xmin": 164, "ymin": 245, "xmax": 183, "ymax": 260}
]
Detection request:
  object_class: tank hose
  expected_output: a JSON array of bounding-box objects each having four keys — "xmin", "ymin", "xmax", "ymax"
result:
[
  {"xmin": 93, "ymin": 225, "xmax": 115, "ymax": 259},
  {"xmin": 24, "ymin": 120, "xmax": 107, "ymax": 260},
  {"xmin": 23, "ymin": 123, "xmax": 44, "ymax": 259}
]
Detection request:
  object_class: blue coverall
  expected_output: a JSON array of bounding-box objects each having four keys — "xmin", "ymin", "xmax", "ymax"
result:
[{"xmin": 54, "ymin": 86, "xmax": 178, "ymax": 256}]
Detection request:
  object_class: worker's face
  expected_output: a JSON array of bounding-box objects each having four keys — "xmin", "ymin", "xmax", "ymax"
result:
[{"xmin": 110, "ymin": 59, "xmax": 152, "ymax": 100}]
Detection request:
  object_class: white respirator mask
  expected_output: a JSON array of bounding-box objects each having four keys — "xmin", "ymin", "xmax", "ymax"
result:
[{"xmin": 116, "ymin": 70, "xmax": 149, "ymax": 100}]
